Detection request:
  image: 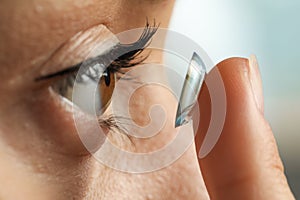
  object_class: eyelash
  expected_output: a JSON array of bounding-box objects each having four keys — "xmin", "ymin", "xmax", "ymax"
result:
[{"xmin": 36, "ymin": 21, "xmax": 158, "ymax": 135}]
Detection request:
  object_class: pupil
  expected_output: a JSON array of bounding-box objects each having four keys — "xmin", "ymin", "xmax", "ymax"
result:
[{"xmin": 104, "ymin": 69, "xmax": 111, "ymax": 87}]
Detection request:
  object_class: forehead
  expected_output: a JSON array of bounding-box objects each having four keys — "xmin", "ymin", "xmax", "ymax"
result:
[
  {"xmin": 0, "ymin": 0, "xmax": 169, "ymax": 77},
  {"xmin": 0, "ymin": 0, "xmax": 115, "ymax": 70}
]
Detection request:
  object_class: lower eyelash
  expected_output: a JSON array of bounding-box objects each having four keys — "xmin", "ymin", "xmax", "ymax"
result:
[{"xmin": 98, "ymin": 115, "xmax": 134, "ymax": 144}]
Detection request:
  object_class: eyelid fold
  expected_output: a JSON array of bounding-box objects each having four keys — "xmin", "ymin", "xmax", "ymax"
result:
[{"xmin": 38, "ymin": 24, "xmax": 119, "ymax": 78}]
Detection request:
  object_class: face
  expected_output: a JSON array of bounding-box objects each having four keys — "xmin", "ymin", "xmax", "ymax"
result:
[{"xmin": 0, "ymin": 0, "xmax": 206, "ymax": 199}]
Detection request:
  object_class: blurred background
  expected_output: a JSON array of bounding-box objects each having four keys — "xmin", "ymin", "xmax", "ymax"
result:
[{"xmin": 169, "ymin": 0, "xmax": 300, "ymax": 197}]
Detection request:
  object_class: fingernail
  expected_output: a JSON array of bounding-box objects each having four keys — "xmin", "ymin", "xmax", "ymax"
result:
[{"xmin": 248, "ymin": 55, "xmax": 264, "ymax": 113}]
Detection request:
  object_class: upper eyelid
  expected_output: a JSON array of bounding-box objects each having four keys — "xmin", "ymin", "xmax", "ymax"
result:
[
  {"xmin": 35, "ymin": 46, "xmax": 116, "ymax": 81},
  {"xmin": 36, "ymin": 24, "xmax": 119, "ymax": 80},
  {"xmin": 34, "ymin": 41, "xmax": 143, "ymax": 81},
  {"xmin": 35, "ymin": 22, "xmax": 158, "ymax": 82}
]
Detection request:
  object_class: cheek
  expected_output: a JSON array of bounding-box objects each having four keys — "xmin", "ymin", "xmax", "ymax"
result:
[
  {"xmin": 127, "ymin": 84, "xmax": 178, "ymax": 152},
  {"xmin": 92, "ymin": 83, "xmax": 206, "ymax": 198},
  {"xmin": 105, "ymin": 73, "xmax": 207, "ymax": 198}
]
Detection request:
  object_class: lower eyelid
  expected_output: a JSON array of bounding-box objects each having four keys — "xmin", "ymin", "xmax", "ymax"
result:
[
  {"xmin": 34, "ymin": 89, "xmax": 110, "ymax": 155},
  {"xmin": 20, "ymin": 88, "xmax": 89, "ymax": 155},
  {"xmin": 47, "ymin": 87, "xmax": 132, "ymax": 153},
  {"xmin": 48, "ymin": 84, "xmax": 120, "ymax": 135}
]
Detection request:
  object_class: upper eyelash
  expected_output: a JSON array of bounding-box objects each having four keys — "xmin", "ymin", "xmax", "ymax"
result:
[
  {"xmin": 35, "ymin": 20, "xmax": 159, "ymax": 82},
  {"xmin": 109, "ymin": 20, "xmax": 159, "ymax": 73}
]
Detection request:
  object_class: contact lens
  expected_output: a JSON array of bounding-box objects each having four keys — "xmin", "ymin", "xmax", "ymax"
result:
[{"xmin": 175, "ymin": 52, "xmax": 206, "ymax": 127}]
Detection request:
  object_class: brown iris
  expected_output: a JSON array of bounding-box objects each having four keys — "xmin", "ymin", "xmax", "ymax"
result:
[{"xmin": 98, "ymin": 69, "xmax": 115, "ymax": 113}]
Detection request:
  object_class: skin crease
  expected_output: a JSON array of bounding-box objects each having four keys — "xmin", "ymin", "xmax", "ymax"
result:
[{"xmin": 0, "ymin": 0, "xmax": 295, "ymax": 200}]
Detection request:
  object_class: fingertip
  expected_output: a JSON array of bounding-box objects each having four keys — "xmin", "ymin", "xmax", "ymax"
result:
[{"xmin": 195, "ymin": 57, "xmax": 293, "ymax": 199}]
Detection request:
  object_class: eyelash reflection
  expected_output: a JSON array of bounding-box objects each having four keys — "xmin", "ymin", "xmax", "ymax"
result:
[{"xmin": 36, "ymin": 21, "xmax": 158, "ymax": 136}]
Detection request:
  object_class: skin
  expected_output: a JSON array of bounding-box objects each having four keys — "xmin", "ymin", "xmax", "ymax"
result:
[{"xmin": 0, "ymin": 0, "xmax": 295, "ymax": 199}]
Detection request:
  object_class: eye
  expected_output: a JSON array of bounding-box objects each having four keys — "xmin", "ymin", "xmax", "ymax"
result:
[
  {"xmin": 51, "ymin": 67, "xmax": 116, "ymax": 115},
  {"xmin": 36, "ymin": 21, "xmax": 158, "ymax": 118}
]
